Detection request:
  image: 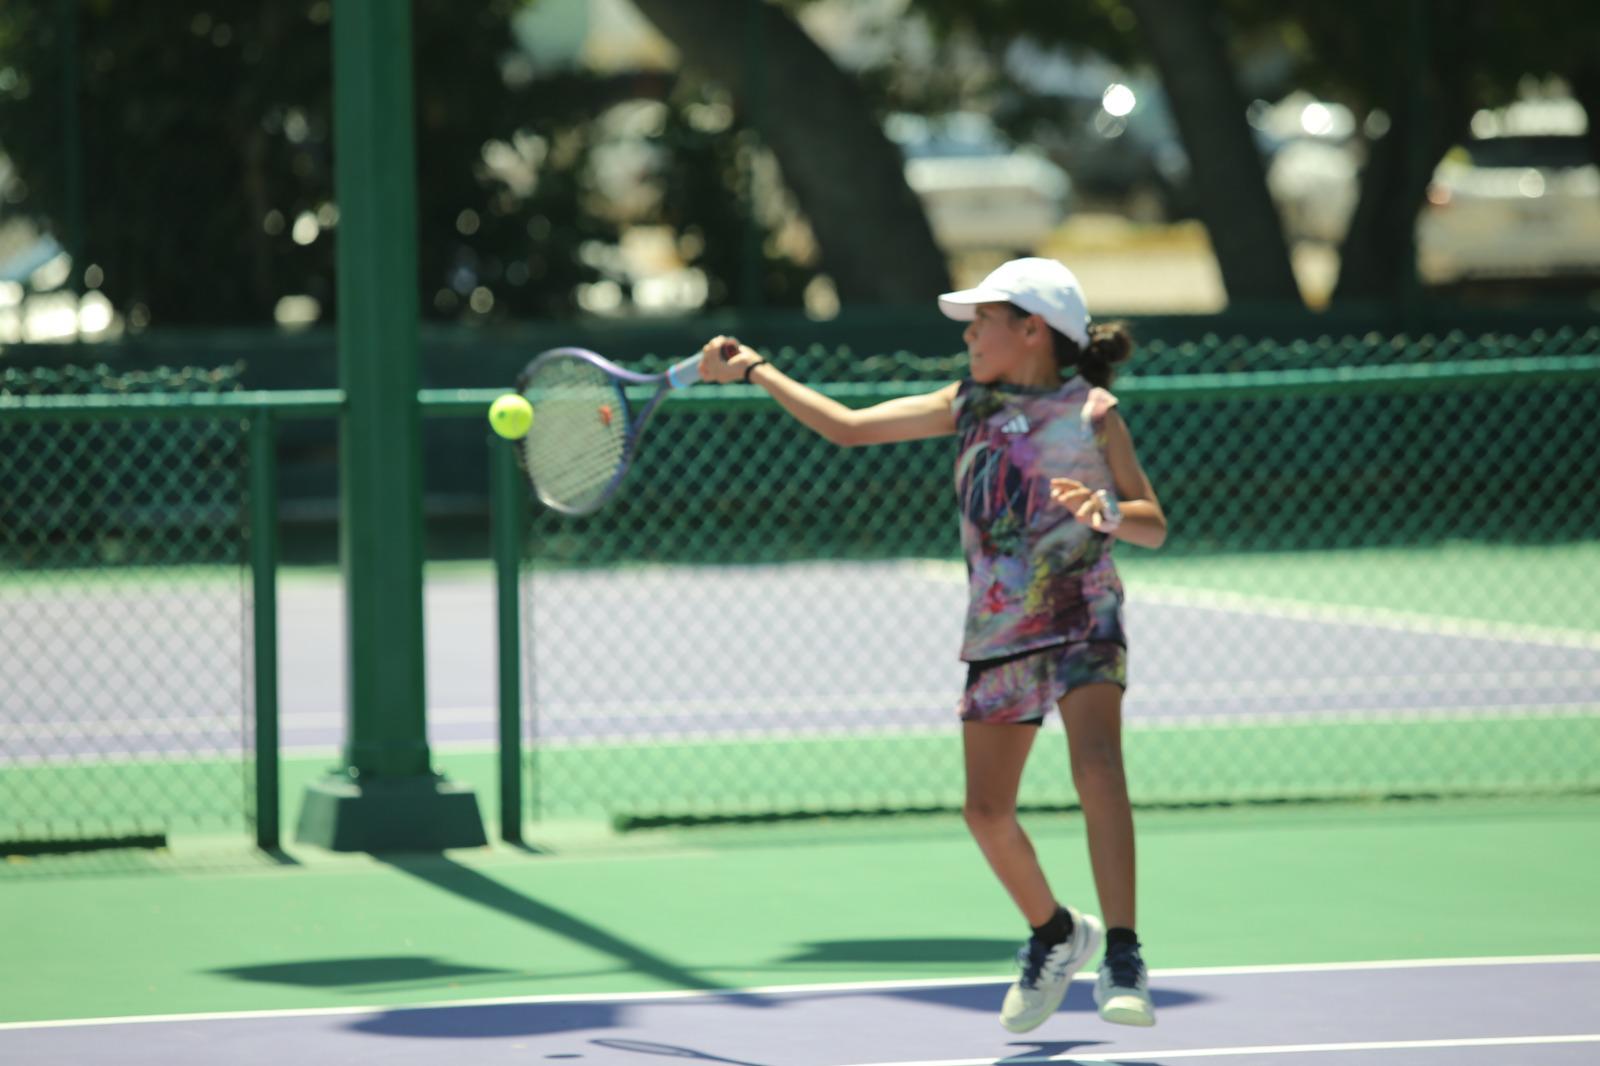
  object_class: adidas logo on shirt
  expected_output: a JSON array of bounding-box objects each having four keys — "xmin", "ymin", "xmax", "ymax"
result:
[{"xmin": 1000, "ymin": 413, "xmax": 1031, "ymax": 435}]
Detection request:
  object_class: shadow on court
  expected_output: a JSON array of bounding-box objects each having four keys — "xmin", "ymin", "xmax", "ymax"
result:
[
  {"xmin": 205, "ymin": 851, "xmax": 778, "ymax": 1039},
  {"xmin": 374, "ymin": 853, "xmax": 769, "ymax": 1005},
  {"xmin": 0, "ymin": 845, "xmax": 301, "ymax": 882},
  {"xmin": 339, "ymin": 981, "xmax": 1205, "ymax": 1054},
  {"xmin": 779, "ymin": 942, "xmax": 1210, "ymax": 1017},
  {"xmin": 784, "ymin": 937, "xmax": 1019, "ymax": 964},
  {"xmin": 997, "ymin": 1041, "xmax": 1112, "ymax": 1062},
  {"xmin": 12, "ymin": 958, "xmax": 1597, "ymax": 1064},
  {"xmin": 852, "ymin": 979, "xmax": 1207, "ymax": 1016},
  {"xmin": 349, "ymin": 1000, "xmax": 623, "ymax": 1039},
  {"xmin": 212, "ymin": 956, "xmax": 518, "ymax": 993},
  {"xmin": 590, "ymin": 1036, "xmax": 773, "ymax": 1065}
]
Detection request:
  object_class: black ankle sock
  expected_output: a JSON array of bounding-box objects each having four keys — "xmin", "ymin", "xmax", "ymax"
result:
[
  {"xmin": 1030, "ymin": 906, "xmax": 1074, "ymax": 945},
  {"xmin": 1106, "ymin": 926, "xmax": 1140, "ymax": 951}
]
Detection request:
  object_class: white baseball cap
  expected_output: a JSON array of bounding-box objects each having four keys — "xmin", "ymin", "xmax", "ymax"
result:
[{"xmin": 938, "ymin": 257, "xmax": 1090, "ymax": 348}]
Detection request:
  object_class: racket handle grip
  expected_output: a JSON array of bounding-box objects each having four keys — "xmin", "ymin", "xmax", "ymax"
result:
[
  {"xmin": 666, "ymin": 354, "xmax": 703, "ymax": 389},
  {"xmin": 666, "ymin": 342, "xmax": 739, "ymax": 389}
]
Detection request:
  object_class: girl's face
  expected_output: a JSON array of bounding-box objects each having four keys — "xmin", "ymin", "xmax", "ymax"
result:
[{"xmin": 964, "ymin": 303, "xmax": 1049, "ymax": 385}]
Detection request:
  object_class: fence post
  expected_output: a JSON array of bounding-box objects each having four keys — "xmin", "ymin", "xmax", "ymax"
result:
[
  {"xmin": 297, "ymin": 0, "xmax": 486, "ymax": 851},
  {"xmin": 248, "ymin": 410, "xmax": 280, "ymax": 851},
  {"xmin": 491, "ymin": 438, "xmax": 528, "ymax": 844},
  {"xmin": 57, "ymin": 0, "xmax": 85, "ymax": 296}
]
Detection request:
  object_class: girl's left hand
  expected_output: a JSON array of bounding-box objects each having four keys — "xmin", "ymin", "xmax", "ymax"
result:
[{"xmin": 1050, "ymin": 477, "xmax": 1114, "ymax": 532}]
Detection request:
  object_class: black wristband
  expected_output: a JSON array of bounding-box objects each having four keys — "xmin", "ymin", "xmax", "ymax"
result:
[{"xmin": 742, "ymin": 359, "xmax": 769, "ymax": 384}]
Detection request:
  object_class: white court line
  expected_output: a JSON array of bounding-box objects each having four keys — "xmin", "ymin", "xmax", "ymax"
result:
[
  {"xmin": 1130, "ymin": 702, "xmax": 1600, "ymax": 731},
  {"xmin": 1132, "ymin": 670, "xmax": 1600, "ymax": 704},
  {"xmin": 911, "ymin": 559, "xmax": 1600, "ymax": 650},
  {"xmin": 2, "ymin": 954, "xmax": 1596, "ymax": 1033},
  {"xmin": 838, "ymin": 1034, "xmax": 1600, "ymax": 1066},
  {"xmin": 1135, "ymin": 583, "xmax": 1600, "ymax": 651}
]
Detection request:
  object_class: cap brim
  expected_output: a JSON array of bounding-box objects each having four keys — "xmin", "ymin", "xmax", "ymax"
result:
[{"xmin": 937, "ymin": 286, "xmax": 1011, "ymax": 321}]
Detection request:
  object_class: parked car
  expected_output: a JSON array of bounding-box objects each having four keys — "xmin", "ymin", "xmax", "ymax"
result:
[
  {"xmin": 1417, "ymin": 101, "xmax": 1600, "ymax": 283},
  {"xmin": 885, "ymin": 112, "xmax": 1072, "ymax": 255},
  {"xmin": 1001, "ymin": 71, "xmax": 1360, "ymax": 239},
  {"xmin": 1000, "ymin": 74, "xmax": 1196, "ymax": 223}
]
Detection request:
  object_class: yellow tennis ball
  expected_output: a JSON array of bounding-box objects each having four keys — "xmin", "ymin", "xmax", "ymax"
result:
[{"xmin": 488, "ymin": 393, "xmax": 533, "ymax": 439}]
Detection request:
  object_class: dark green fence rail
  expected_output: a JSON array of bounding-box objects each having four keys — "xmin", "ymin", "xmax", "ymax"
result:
[
  {"xmin": 6, "ymin": 315, "xmax": 1598, "ymax": 558},
  {"xmin": 522, "ymin": 355, "xmax": 1600, "ymax": 567}
]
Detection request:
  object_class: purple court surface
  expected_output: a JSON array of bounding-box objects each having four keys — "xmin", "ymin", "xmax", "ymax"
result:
[{"xmin": 4, "ymin": 957, "xmax": 1598, "ymax": 1066}]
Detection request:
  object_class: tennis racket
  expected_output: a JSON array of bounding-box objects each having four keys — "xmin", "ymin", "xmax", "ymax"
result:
[{"xmin": 513, "ymin": 342, "xmax": 733, "ymax": 515}]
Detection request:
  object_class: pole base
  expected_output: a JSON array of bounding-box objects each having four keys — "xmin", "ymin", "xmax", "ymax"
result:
[{"xmin": 295, "ymin": 774, "xmax": 488, "ymax": 852}]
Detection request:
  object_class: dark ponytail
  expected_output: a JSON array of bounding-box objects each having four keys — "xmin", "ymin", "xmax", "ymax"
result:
[
  {"xmin": 1072, "ymin": 321, "xmax": 1134, "ymax": 388},
  {"xmin": 1005, "ymin": 304, "xmax": 1135, "ymax": 387}
]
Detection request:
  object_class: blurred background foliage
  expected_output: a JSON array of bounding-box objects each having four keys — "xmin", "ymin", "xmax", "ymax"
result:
[{"xmin": 0, "ymin": 0, "xmax": 1597, "ymax": 332}]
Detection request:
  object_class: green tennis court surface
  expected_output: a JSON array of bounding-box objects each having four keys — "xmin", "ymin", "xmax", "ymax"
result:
[
  {"xmin": 1121, "ymin": 542, "xmax": 1600, "ymax": 633},
  {"xmin": 3, "ymin": 797, "xmax": 1598, "ymax": 1027}
]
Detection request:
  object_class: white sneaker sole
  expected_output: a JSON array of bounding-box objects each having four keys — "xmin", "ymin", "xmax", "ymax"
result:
[
  {"xmin": 1097, "ymin": 992, "xmax": 1156, "ymax": 1027},
  {"xmin": 999, "ymin": 913, "xmax": 1105, "ymax": 1034}
]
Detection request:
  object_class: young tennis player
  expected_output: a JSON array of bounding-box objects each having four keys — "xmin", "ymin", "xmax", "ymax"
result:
[{"xmin": 699, "ymin": 257, "xmax": 1167, "ymax": 1034}]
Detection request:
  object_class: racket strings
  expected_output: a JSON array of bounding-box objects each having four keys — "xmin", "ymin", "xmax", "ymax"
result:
[{"xmin": 521, "ymin": 359, "xmax": 630, "ymax": 513}]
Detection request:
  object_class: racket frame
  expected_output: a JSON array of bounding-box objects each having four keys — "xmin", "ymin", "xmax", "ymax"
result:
[{"xmin": 514, "ymin": 346, "xmax": 708, "ymax": 515}]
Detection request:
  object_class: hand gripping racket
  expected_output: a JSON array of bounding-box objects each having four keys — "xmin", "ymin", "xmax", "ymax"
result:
[{"xmin": 513, "ymin": 342, "xmax": 733, "ymax": 515}]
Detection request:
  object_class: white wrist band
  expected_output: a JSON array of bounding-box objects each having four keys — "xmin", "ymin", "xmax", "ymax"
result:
[{"xmin": 1093, "ymin": 489, "xmax": 1123, "ymax": 533}]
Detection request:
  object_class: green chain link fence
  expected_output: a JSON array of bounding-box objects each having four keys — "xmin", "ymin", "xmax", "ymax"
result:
[
  {"xmin": 2, "ymin": 330, "xmax": 1597, "ymax": 848},
  {"xmin": 0, "ymin": 364, "xmax": 255, "ymax": 849},
  {"xmin": 521, "ymin": 333, "xmax": 1600, "ymax": 826}
]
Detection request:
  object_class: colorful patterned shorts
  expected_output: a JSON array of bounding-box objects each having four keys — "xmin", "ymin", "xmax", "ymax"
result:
[{"xmin": 958, "ymin": 641, "xmax": 1127, "ymax": 725}]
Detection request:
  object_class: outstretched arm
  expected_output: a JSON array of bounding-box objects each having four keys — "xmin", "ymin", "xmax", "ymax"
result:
[{"xmin": 699, "ymin": 336, "xmax": 958, "ymax": 447}]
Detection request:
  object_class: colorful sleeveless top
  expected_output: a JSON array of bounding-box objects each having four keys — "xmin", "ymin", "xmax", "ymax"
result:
[{"xmin": 952, "ymin": 375, "xmax": 1125, "ymax": 662}]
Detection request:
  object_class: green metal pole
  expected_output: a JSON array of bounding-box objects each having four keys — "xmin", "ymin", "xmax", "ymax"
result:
[
  {"xmin": 57, "ymin": 0, "xmax": 84, "ymax": 295},
  {"xmin": 297, "ymin": 0, "xmax": 485, "ymax": 850},
  {"xmin": 737, "ymin": 0, "xmax": 766, "ymax": 309},
  {"xmin": 249, "ymin": 412, "xmax": 280, "ymax": 852},
  {"xmin": 334, "ymin": 0, "xmax": 429, "ymax": 781},
  {"xmin": 491, "ymin": 438, "xmax": 527, "ymax": 844},
  {"xmin": 1400, "ymin": 0, "xmax": 1428, "ymax": 328}
]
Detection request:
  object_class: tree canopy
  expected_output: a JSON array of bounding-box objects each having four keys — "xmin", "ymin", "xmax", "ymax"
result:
[
  {"xmin": 0, "ymin": 1, "xmax": 817, "ymax": 326},
  {"xmin": 0, "ymin": 0, "xmax": 1592, "ymax": 327}
]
